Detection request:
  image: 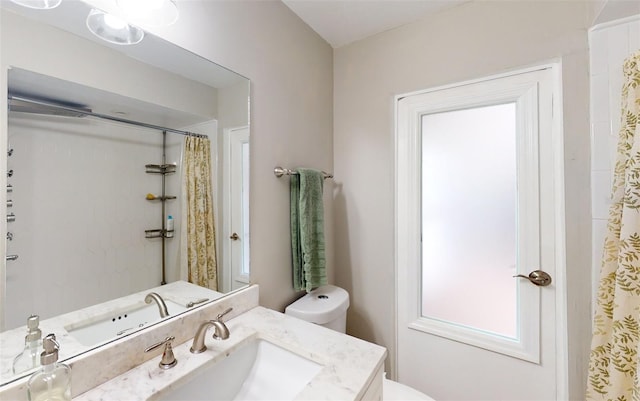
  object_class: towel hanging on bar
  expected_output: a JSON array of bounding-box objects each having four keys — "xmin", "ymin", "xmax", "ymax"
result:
[{"xmin": 290, "ymin": 168, "xmax": 327, "ymax": 292}]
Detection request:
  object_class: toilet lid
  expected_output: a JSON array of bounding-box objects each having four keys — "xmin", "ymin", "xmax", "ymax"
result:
[
  {"xmin": 285, "ymin": 285, "xmax": 349, "ymax": 325},
  {"xmin": 383, "ymin": 379, "xmax": 435, "ymax": 401}
]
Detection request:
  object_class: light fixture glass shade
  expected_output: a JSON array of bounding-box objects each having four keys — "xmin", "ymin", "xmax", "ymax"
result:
[
  {"xmin": 86, "ymin": 9, "xmax": 144, "ymax": 45},
  {"xmin": 9, "ymin": 0, "xmax": 61, "ymax": 9},
  {"xmin": 116, "ymin": 0, "xmax": 178, "ymax": 27}
]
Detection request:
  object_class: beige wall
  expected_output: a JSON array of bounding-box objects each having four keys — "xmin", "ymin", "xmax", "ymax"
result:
[
  {"xmin": 142, "ymin": 1, "xmax": 335, "ymax": 310},
  {"xmin": 333, "ymin": 1, "xmax": 591, "ymax": 398}
]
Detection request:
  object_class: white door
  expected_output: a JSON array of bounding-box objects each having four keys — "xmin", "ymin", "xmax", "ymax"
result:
[
  {"xmin": 395, "ymin": 65, "xmax": 565, "ymax": 400},
  {"xmin": 223, "ymin": 126, "xmax": 250, "ymax": 292}
]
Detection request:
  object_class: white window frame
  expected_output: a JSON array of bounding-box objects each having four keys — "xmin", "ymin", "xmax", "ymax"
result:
[{"xmin": 396, "ymin": 66, "xmax": 558, "ymax": 363}]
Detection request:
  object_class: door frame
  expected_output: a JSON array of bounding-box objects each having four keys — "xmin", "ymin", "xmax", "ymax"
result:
[{"xmin": 393, "ymin": 62, "xmax": 567, "ymax": 399}]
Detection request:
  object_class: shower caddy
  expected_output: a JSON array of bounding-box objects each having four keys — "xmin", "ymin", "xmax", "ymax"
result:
[{"xmin": 144, "ymin": 131, "xmax": 175, "ymax": 285}]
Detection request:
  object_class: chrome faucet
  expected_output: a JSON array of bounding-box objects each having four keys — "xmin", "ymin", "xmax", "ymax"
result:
[
  {"xmin": 190, "ymin": 307, "xmax": 233, "ymax": 354},
  {"xmin": 145, "ymin": 292, "xmax": 169, "ymax": 318}
]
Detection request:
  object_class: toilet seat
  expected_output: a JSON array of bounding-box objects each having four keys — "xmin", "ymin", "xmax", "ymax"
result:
[{"xmin": 383, "ymin": 379, "xmax": 434, "ymax": 400}]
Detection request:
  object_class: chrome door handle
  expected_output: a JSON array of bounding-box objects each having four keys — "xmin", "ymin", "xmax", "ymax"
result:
[
  {"xmin": 229, "ymin": 233, "xmax": 240, "ymax": 241},
  {"xmin": 513, "ymin": 270, "xmax": 552, "ymax": 287}
]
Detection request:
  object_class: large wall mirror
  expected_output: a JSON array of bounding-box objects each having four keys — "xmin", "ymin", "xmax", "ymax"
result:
[{"xmin": 0, "ymin": 0, "xmax": 250, "ymax": 386}]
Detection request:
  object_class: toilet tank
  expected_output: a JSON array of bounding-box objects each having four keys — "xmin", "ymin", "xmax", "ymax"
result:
[{"xmin": 285, "ymin": 285, "xmax": 350, "ymax": 333}]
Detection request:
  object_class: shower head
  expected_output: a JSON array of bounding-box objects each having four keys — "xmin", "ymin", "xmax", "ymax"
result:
[{"xmin": 8, "ymin": 95, "xmax": 92, "ymax": 118}]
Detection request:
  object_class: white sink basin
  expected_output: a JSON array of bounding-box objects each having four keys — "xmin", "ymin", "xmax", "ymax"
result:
[
  {"xmin": 66, "ymin": 300, "xmax": 187, "ymax": 346},
  {"xmin": 154, "ymin": 339, "xmax": 322, "ymax": 401}
]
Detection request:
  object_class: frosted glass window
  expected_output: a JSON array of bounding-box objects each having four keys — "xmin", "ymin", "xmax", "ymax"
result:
[{"xmin": 421, "ymin": 103, "xmax": 517, "ymax": 339}]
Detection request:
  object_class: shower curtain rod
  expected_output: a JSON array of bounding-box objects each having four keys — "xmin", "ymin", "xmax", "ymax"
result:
[{"xmin": 8, "ymin": 95, "xmax": 208, "ymax": 139}]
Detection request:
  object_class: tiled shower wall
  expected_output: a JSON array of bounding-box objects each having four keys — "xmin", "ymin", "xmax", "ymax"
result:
[{"xmin": 589, "ymin": 16, "xmax": 640, "ymax": 303}]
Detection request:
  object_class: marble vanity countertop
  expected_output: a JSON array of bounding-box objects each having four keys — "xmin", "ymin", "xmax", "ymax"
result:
[
  {"xmin": 0, "ymin": 281, "xmax": 223, "ymax": 384},
  {"xmin": 75, "ymin": 306, "xmax": 388, "ymax": 401}
]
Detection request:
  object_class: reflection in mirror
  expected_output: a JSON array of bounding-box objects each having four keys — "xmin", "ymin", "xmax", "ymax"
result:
[{"xmin": 0, "ymin": 1, "xmax": 250, "ymax": 386}]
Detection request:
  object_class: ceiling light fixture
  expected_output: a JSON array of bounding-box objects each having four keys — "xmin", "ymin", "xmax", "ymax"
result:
[
  {"xmin": 9, "ymin": 0, "xmax": 61, "ymax": 10},
  {"xmin": 86, "ymin": 8, "xmax": 144, "ymax": 45},
  {"xmin": 116, "ymin": 0, "xmax": 178, "ymax": 27}
]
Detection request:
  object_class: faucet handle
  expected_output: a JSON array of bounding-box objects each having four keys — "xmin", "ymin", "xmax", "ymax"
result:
[
  {"xmin": 145, "ymin": 336, "xmax": 177, "ymax": 369},
  {"xmin": 211, "ymin": 308, "xmax": 233, "ymax": 341},
  {"xmin": 217, "ymin": 307, "xmax": 233, "ymax": 321}
]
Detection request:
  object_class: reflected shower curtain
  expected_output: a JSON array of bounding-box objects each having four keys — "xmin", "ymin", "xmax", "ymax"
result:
[
  {"xmin": 587, "ymin": 51, "xmax": 640, "ymax": 401},
  {"xmin": 180, "ymin": 136, "xmax": 218, "ymax": 291}
]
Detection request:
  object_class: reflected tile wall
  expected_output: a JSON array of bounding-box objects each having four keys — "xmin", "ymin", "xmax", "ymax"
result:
[{"xmin": 5, "ymin": 115, "xmax": 183, "ymax": 330}]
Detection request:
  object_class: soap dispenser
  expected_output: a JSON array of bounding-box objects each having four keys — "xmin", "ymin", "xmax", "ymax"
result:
[
  {"xmin": 12, "ymin": 315, "xmax": 42, "ymax": 374},
  {"xmin": 27, "ymin": 334, "xmax": 71, "ymax": 401}
]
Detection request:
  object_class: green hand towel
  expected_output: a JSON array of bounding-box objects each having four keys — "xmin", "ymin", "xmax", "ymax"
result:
[{"xmin": 291, "ymin": 168, "xmax": 327, "ymax": 292}]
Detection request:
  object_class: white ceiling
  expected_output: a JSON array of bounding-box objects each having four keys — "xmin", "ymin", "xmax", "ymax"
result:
[{"xmin": 282, "ymin": 0, "xmax": 468, "ymax": 48}]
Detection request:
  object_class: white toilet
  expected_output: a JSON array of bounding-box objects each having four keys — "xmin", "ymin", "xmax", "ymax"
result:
[{"xmin": 285, "ymin": 285, "xmax": 435, "ymax": 401}]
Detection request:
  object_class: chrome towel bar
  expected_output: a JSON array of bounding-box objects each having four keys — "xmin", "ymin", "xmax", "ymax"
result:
[{"xmin": 274, "ymin": 166, "xmax": 333, "ymax": 179}]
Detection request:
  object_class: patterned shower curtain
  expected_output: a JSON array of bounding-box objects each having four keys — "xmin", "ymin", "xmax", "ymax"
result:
[
  {"xmin": 180, "ymin": 136, "xmax": 218, "ymax": 291},
  {"xmin": 587, "ymin": 51, "xmax": 640, "ymax": 401}
]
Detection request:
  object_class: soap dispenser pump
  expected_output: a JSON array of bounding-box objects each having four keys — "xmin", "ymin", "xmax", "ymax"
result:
[
  {"xmin": 12, "ymin": 315, "xmax": 42, "ymax": 374},
  {"xmin": 27, "ymin": 333, "xmax": 71, "ymax": 401}
]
